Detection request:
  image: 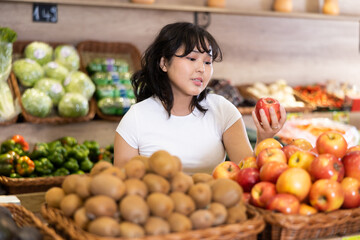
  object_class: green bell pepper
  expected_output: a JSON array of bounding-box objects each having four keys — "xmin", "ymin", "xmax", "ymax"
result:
[
  {"xmin": 0, "ymin": 163, "xmax": 13, "ymax": 176},
  {"xmin": 9, "ymin": 172, "xmax": 21, "ymax": 178},
  {"xmin": 0, "ymin": 151, "xmax": 18, "ymax": 165},
  {"xmin": 83, "ymin": 140, "xmax": 100, "ymax": 162},
  {"xmin": 63, "ymin": 158, "xmax": 79, "ymax": 173},
  {"xmin": 31, "ymin": 142, "xmax": 49, "ymax": 159},
  {"xmin": 74, "ymin": 170, "xmax": 85, "ymax": 175},
  {"xmin": 48, "ymin": 145, "xmax": 67, "ymax": 167},
  {"xmin": 53, "ymin": 167, "xmax": 70, "ymax": 176},
  {"xmin": 34, "ymin": 158, "xmax": 54, "ymax": 176},
  {"xmin": 16, "ymin": 156, "xmax": 35, "ymax": 176},
  {"xmin": 60, "ymin": 136, "xmax": 78, "ymax": 147},
  {"xmin": 80, "ymin": 157, "xmax": 93, "ymax": 172},
  {"xmin": 0, "ymin": 139, "xmax": 15, "ymax": 154},
  {"xmin": 67, "ymin": 144, "xmax": 89, "ymax": 162},
  {"xmin": 47, "ymin": 140, "xmax": 62, "ymax": 151}
]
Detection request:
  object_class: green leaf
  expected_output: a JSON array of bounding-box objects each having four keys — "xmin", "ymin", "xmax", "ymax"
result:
[{"xmin": 0, "ymin": 27, "xmax": 17, "ymax": 43}]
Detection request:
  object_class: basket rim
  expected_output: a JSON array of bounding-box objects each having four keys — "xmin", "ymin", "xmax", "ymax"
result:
[
  {"xmin": 41, "ymin": 203, "xmax": 265, "ymax": 240},
  {"xmin": 0, "ymin": 175, "xmax": 66, "ymax": 187}
]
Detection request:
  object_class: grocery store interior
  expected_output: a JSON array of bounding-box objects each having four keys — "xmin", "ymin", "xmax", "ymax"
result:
[{"xmin": 1, "ymin": 0, "xmax": 360, "ymax": 239}]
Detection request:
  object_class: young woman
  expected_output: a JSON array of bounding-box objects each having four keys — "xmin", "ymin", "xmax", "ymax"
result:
[{"xmin": 114, "ymin": 22, "xmax": 286, "ymax": 175}]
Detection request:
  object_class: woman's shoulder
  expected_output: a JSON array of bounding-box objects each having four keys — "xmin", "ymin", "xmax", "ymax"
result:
[{"xmin": 206, "ymin": 93, "xmax": 233, "ymax": 106}]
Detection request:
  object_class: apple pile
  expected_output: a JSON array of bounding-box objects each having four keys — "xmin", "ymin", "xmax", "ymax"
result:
[{"xmin": 212, "ymin": 131, "xmax": 360, "ymax": 215}]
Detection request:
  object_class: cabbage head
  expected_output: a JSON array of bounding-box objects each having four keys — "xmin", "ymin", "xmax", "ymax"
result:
[
  {"xmin": 21, "ymin": 88, "xmax": 53, "ymax": 117},
  {"xmin": 24, "ymin": 41, "xmax": 53, "ymax": 66},
  {"xmin": 13, "ymin": 59, "xmax": 44, "ymax": 87},
  {"xmin": 43, "ymin": 61, "xmax": 69, "ymax": 83},
  {"xmin": 34, "ymin": 78, "xmax": 65, "ymax": 106},
  {"xmin": 58, "ymin": 93, "xmax": 89, "ymax": 117},
  {"xmin": 54, "ymin": 45, "xmax": 80, "ymax": 71},
  {"xmin": 63, "ymin": 71, "xmax": 95, "ymax": 100}
]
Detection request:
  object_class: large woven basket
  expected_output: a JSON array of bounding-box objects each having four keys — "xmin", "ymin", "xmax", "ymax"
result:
[
  {"xmin": 1, "ymin": 203, "xmax": 63, "ymax": 240},
  {"xmin": 77, "ymin": 40, "xmax": 141, "ymax": 122},
  {"xmin": 0, "ymin": 175, "xmax": 66, "ymax": 194},
  {"xmin": 248, "ymin": 204, "xmax": 360, "ymax": 240},
  {"xmin": 0, "ymin": 75, "xmax": 19, "ymax": 126},
  {"xmin": 41, "ymin": 203, "xmax": 265, "ymax": 240}
]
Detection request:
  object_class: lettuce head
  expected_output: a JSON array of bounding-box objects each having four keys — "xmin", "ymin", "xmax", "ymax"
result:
[
  {"xmin": 21, "ymin": 88, "xmax": 53, "ymax": 117},
  {"xmin": 43, "ymin": 61, "xmax": 69, "ymax": 83},
  {"xmin": 54, "ymin": 45, "xmax": 80, "ymax": 71},
  {"xmin": 34, "ymin": 78, "xmax": 65, "ymax": 106},
  {"xmin": 13, "ymin": 58, "xmax": 44, "ymax": 87},
  {"xmin": 24, "ymin": 41, "xmax": 53, "ymax": 66},
  {"xmin": 63, "ymin": 71, "xmax": 95, "ymax": 100},
  {"xmin": 58, "ymin": 93, "xmax": 89, "ymax": 118}
]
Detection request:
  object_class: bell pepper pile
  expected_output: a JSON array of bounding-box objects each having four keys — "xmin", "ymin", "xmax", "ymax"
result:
[{"xmin": 0, "ymin": 135, "xmax": 113, "ymax": 178}]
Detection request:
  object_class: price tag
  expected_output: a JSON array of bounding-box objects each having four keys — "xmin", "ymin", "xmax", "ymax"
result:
[{"xmin": 33, "ymin": 3, "xmax": 58, "ymax": 23}]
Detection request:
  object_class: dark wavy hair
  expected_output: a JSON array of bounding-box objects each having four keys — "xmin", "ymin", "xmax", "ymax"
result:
[{"xmin": 131, "ymin": 22, "xmax": 223, "ymax": 117}]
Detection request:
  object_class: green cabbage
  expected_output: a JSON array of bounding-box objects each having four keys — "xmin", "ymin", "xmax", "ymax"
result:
[
  {"xmin": 21, "ymin": 88, "xmax": 53, "ymax": 117},
  {"xmin": 63, "ymin": 71, "xmax": 95, "ymax": 100},
  {"xmin": 54, "ymin": 45, "xmax": 80, "ymax": 71},
  {"xmin": 58, "ymin": 93, "xmax": 89, "ymax": 117},
  {"xmin": 13, "ymin": 59, "xmax": 44, "ymax": 87},
  {"xmin": 34, "ymin": 78, "xmax": 65, "ymax": 106},
  {"xmin": 43, "ymin": 61, "xmax": 69, "ymax": 83},
  {"xmin": 24, "ymin": 41, "xmax": 53, "ymax": 66}
]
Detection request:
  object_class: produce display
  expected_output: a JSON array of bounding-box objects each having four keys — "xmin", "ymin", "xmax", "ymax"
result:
[
  {"xmin": 44, "ymin": 150, "xmax": 248, "ymax": 238},
  {"xmin": 0, "ymin": 134, "xmax": 113, "ymax": 178}
]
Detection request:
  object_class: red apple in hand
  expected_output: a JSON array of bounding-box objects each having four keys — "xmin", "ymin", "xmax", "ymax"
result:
[
  {"xmin": 259, "ymin": 161, "xmax": 288, "ymax": 183},
  {"xmin": 341, "ymin": 177, "xmax": 360, "ymax": 209},
  {"xmin": 282, "ymin": 144, "xmax": 302, "ymax": 160},
  {"xmin": 309, "ymin": 153, "xmax": 344, "ymax": 182},
  {"xmin": 276, "ymin": 167, "xmax": 312, "ymax": 202},
  {"xmin": 250, "ymin": 181, "xmax": 277, "ymax": 208},
  {"xmin": 255, "ymin": 97, "xmax": 281, "ymax": 125},
  {"xmin": 288, "ymin": 150, "xmax": 316, "ymax": 171},
  {"xmin": 342, "ymin": 151, "xmax": 360, "ymax": 182},
  {"xmin": 316, "ymin": 131, "xmax": 348, "ymax": 159},
  {"xmin": 212, "ymin": 161, "xmax": 241, "ymax": 181},
  {"xmin": 236, "ymin": 167, "xmax": 260, "ymax": 192},
  {"xmin": 256, "ymin": 147, "xmax": 287, "ymax": 169},
  {"xmin": 267, "ymin": 193, "xmax": 300, "ymax": 214},
  {"xmin": 309, "ymin": 179, "xmax": 344, "ymax": 212},
  {"xmin": 238, "ymin": 156, "xmax": 258, "ymax": 169}
]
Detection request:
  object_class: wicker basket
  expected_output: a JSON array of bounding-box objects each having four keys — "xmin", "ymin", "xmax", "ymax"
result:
[
  {"xmin": 247, "ymin": 204, "xmax": 360, "ymax": 240},
  {"xmin": 0, "ymin": 75, "xmax": 19, "ymax": 126},
  {"xmin": 41, "ymin": 203, "xmax": 265, "ymax": 240},
  {"xmin": 0, "ymin": 175, "xmax": 66, "ymax": 194},
  {"xmin": 1, "ymin": 203, "xmax": 63, "ymax": 240},
  {"xmin": 77, "ymin": 40, "xmax": 141, "ymax": 122}
]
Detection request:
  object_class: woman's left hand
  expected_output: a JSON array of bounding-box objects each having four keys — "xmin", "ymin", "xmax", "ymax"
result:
[{"xmin": 252, "ymin": 105, "xmax": 287, "ymax": 142}]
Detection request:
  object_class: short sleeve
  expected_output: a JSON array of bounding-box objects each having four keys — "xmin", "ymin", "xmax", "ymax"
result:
[
  {"xmin": 217, "ymin": 95, "xmax": 242, "ymax": 132},
  {"xmin": 115, "ymin": 106, "xmax": 139, "ymax": 149}
]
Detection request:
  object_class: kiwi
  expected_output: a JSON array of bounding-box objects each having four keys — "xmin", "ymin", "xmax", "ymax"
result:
[
  {"xmin": 147, "ymin": 192, "xmax": 174, "ymax": 218},
  {"xmin": 167, "ymin": 212, "xmax": 192, "ymax": 232},
  {"xmin": 120, "ymin": 195, "xmax": 149, "ymax": 224},
  {"xmin": 75, "ymin": 175, "xmax": 92, "ymax": 199},
  {"xmin": 142, "ymin": 173, "xmax": 170, "ymax": 194},
  {"xmin": 99, "ymin": 166, "xmax": 126, "ymax": 181},
  {"xmin": 211, "ymin": 178, "xmax": 243, "ymax": 208},
  {"xmin": 172, "ymin": 155, "xmax": 183, "ymax": 171},
  {"xmin": 60, "ymin": 193, "xmax": 83, "ymax": 217},
  {"xmin": 208, "ymin": 202, "xmax": 227, "ymax": 226},
  {"xmin": 170, "ymin": 172, "xmax": 193, "ymax": 193},
  {"xmin": 189, "ymin": 209, "xmax": 215, "ymax": 229},
  {"xmin": 62, "ymin": 174, "xmax": 82, "ymax": 194},
  {"xmin": 188, "ymin": 183, "xmax": 212, "ymax": 209},
  {"xmin": 73, "ymin": 207, "xmax": 89, "ymax": 230},
  {"xmin": 226, "ymin": 201, "xmax": 247, "ymax": 224},
  {"xmin": 45, "ymin": 187, "xmax": 65, "ymax": 208},
  {"xmin": 87, "ymin": 216, "xmax": 120, "ymax": 237},
  {"xmin": 130, "ymin": 155, "xmax": 151, "ymax": 172},
  {"xmin": 169, "ymin": 192, "xmax": 195, "ymax": 216},
  {"xmin": 89, "ymin": 161, "xmax": 113, "ymax": 176},
  {"xmin": 148, "ymin": 150, "xmax": 179, "ymax": 179},
  {"xmin": 90, "ymin": 174, "xmax": 126, "ymax": 201},
  {"xmin": 192, "ymin": 173, "xmax": 214, "ymax": 184},
  {"xmin": 118, "ymin": 221, "xmax": 145, "ymax": 238},
  {"xmin": 144, "ymin": 216, "xmax": 170, "ymax": 236},
  {"xmin": 124, "ymin": 178, "xmax": 148, "ymax": 198},
  {"xmin": 84, "ymin": 195, "xmax": 118, "ymax": 219},
  {"xmin": 124, "ymin": 159, "xmax": 146, "ymax": 179}
]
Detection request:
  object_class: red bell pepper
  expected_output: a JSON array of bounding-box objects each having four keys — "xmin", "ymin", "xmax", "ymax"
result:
[
  {"xmin": 16, "ymin": 156, "xmax": 35, "ymax": 176},
  {"xmin": 12, "ymin": 134, "xmax": 29, "ymax": 151}
]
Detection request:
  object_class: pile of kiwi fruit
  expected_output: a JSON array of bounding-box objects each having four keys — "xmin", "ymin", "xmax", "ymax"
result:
[{"xmin": 44, "ymin": 150, "xmax": 247, "ymax": 238}]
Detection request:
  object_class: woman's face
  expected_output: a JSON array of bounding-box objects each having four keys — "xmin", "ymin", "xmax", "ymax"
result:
[{"xmin": 162, "ymin": 45, "xmax": 214, "ymax": 98}]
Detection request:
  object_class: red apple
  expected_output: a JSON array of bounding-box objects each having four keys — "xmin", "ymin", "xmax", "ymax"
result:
[
  {"xmin": 309, "ymin": 179, "xmax": 344, "ymax": 212},
  {"xmin": 299, "ymin": 203, "xmax": 318, "ymax": 215},
  {"xmin": 290, "ymin": 138, "xmax": 314, "ymax": 151},
  {"xmin": 238, "ymin": 156, "xmax": 258, "ymax": 169},
  {"xmin": 255, "ymin": 138, "xmax": 283, "ymax": 157},
  {"xmin": 255, "ymin": 97, "xmax": 281, "ymax": 125},
  {"xmin": 242, "ymin": 192, "xmax": 251, "ymax": 204},
  {"xmin": 236, "ymin": 167, "xmax": 260, "ymax": 192},
  {"xmin": 259, "ymin": 161, "xmax": 288, "ymax": 183},
  {"xmin": 340, "ymin": 177, "xmax": 360, "ymax": 209},
  {"xmin": 276, "ymin": 167, "xmax": 312, "ymax": 202},
  {"xmin": 316, "ymin": 131, "xmax": 348, "ymax": 159},
  {"xmin": 309, "ymin": 153, "xmax": 344, "ymax": 182},
  {"xmin": 256, "ymin": 147, "xmax": 287, "ymax": 169},
  {"xmin": 267, "ymin": 193, "xmax": 300, "ymax": 214},
  {"xmin": 282, "ymin": 144, "xmax": 302, "ymax": 160},
  {"xmin": 342, "ymin": 151, "xmax": 360, "ymax": 182},
  {"xmin": 346, "ymin": 145, "xmax": 360, "ymax": 154},
  {"xmin": 288, "ymin": 150, "xmax": 316, "ymax": 171},
  {"xmin": 212, "ymin": 161, "xmax": 241, "ymax": 181},
  {"xmin": 250, "ymin": 181, "xmax": 277, "ymax": 208}
]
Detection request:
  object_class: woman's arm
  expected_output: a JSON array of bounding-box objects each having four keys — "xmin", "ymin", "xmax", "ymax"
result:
[{"xmin": 113, "ymin": 132, "xmax": 139, "ymax": 168}]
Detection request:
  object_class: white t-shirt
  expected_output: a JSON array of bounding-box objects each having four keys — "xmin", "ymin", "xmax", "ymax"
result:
[{"xmin": 116, "ymin": 93, "xmax": 241, "ymax": 174}]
